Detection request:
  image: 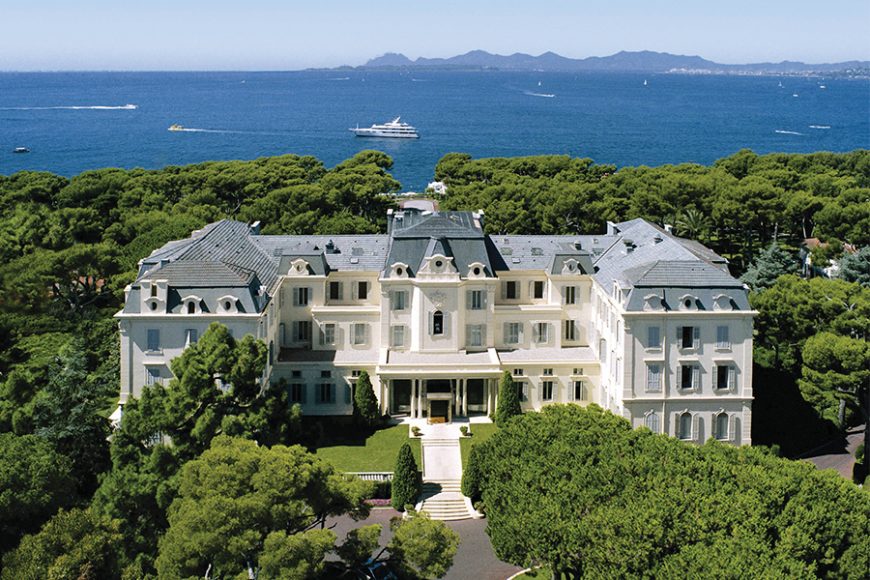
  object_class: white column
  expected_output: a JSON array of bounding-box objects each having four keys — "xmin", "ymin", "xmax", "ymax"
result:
[
  {"xmin": 462, "ymin": 379, "xmax": 468, "ymax": 416},
  {"xmin": 410, "ymin": 379, "xmax": 416, "ymax": 418}
]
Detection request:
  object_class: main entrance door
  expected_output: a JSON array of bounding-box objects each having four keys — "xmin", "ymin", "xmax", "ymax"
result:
[
  {"xmin": 467, "ymin": 379, "xmax": 486, "ymax": 414},
  {"xmin": 430, "ymin": 400, "xmax": 450, "ymax": 423},
  {"xmin": 391, "ymin": 380, "xmax": 411, "ymax": 415}
]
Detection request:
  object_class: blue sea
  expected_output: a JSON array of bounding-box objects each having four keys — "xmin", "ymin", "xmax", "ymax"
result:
[{"xmin": 1, "ymin": 71, "xmax": 868, "ymax": 190}]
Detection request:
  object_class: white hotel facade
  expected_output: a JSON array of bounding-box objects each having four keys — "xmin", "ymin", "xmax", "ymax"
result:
[{"xmin": 117, "ymin": 209, "xmax": 754, "ymax": 444}]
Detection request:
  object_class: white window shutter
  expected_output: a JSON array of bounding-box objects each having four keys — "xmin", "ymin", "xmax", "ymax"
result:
[
  {"xmin": 522, "ymin": 383, "xmax": 529, "ymax": 402},
  {"xmin": 429, "ymin": 312, "xmax": 435, "ymax": 335},
  {"xmin": 482, "ymin": 291, "xmax": 488, "ymax": 308},
  {"xmin": 279, "ymin": 323, "xmax": 286, "ymax": 346},
  {"xmin": 503, "ymin": 322, "xmax": 510, "ymax": 343},
  {"xmin": 730, "ymin": 415, "xmax": 739, "ymax": 443},
  {"xmin": 693, "ymin": 326, "xmax": 701, "ymax": 350},
  {"xmin": 292, "ymin": 287, "xmax": 299, "ymax": 306},
  {"xmin": 531, "ymin": 323, "xmax": 539, "ymax": 342},
  {"xmin": 676, "ymin": 326, "xmax": 682, "ymax": 341},
  {"xmin": 501, "ymin": 283, "xmax": 507, "ymax": 300},
  {"xmin": 692, "ymin": 366, "xmax": 700, "ymax": 390},
  {"xmin": 728, "ymin": 366, "xmax": 736, "ymax": 390},
  {"xmin": 692, "ymin": 414, "xmax": 700, "ymax": 441},
  {"xmin": 518, "ymin": 323, "xmax": 524, "ymax": 343},
  {"xmin": 466, "ymin": 290, "xmax": 473, "ymax": 309}
]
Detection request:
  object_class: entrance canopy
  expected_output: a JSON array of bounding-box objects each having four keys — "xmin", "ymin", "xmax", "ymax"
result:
[{"xmin": 379, "ymin": 348, "xmax": 502, "ymax": 377}]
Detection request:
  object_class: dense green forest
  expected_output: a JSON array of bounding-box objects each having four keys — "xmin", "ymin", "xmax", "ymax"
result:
[{"xmin": 0, "ymin": 149, "xmax": 868, "ymax": 577}]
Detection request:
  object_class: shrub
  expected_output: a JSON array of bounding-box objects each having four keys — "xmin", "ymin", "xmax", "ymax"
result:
[
  {"xmin": 353, "ymin": 371, "xmax": 380, "ymax": 428},
  {"xmin": 391, "ymin": 443, "xmax": 420, "ymax": 511},
  {"xmin": 372, "ymin": 479, "xmax": 392, "ymax": 500},
  {"xmin": 461, "ymin": 444, "xmax": 484, "ymax": 501},
  {"xmin": 411, "ymin": 426, "xmax": 421, "ymax": 437},
  {"xmin": 459, "ymin": 425, "xmax": 469, "ymax": 437},
  {"xmin": 494, "ymin": 370, "xmax": 521, "ymax": 427}
]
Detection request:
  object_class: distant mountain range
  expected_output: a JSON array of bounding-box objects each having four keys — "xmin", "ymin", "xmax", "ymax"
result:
[{"xmin": 356, "ymin": 50, "xmax": 869, "ymax": 75}]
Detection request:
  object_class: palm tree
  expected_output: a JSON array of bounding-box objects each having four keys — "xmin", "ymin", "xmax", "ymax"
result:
[{"xmin": 675, "ymin": 207, "xmax": 712, "ymax": 241}]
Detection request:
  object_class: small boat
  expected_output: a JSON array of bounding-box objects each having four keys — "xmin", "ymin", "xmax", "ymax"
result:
[
  {"xmin": 643, "ymin": 79, "xmax": 648, "ymax": 86},
  {"xmin": 168, "ymin": 124, "xmax": 184, "ymax": 132},
  {"xmin": 13, "ymin": 147, "xmax": 30, "ymax": 153},
  {"xmin": 350, "ymin": 117, "xmax": 419, "ymax": 139},
  {"xmin": 792, "ymin": 93, "xmax": 799, "ymax": 98},
  {"xmin": 819, "ymin": 85, "xmax": 827, "ymax": 89},
  {"xmin": 778, "ymin": 81, "xmax": 784, "ymax": 88}
]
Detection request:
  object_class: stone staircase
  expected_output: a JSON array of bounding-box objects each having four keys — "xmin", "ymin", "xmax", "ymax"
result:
[
  {"xmin": 419, "ymin": 480, "xmax": 471, "ymax": 521},
  {"xmin": 418, "ymin": 437, "xmax": 473, "ymax": 521}
]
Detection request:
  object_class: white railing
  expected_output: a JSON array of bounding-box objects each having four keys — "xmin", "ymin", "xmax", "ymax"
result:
[{"xmin": 346, "ymin": 471, "xmax": 393, "ymax": 482}]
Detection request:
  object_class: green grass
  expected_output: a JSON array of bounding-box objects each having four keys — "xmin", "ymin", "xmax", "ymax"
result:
[
  {"xmin": 314, "ymin": 424, "xmax": 421, "ymax": 472},
  {"xmin": 460, "ymin": 422, "xmax": 499, "ymax": 467}
]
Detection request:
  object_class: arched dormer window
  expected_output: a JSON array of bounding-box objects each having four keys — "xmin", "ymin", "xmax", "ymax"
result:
[
  {"xmin": 288, "ymin": 259, "xmax": 310, "ymax": 277},
  {"xmin": 643, "ymin": 294, "xmax": 664, "ymax": 311},
  {"xmin": 467, "ymin": 261, "xmax": 487, "ymax": 278},
  {"xmin": 713, "ymin": 294, "xmax": 734, "ymax": 311},
  {"xmin": 562, "ymin": 259, "xmax": 580, "ymax": 275},
  {"xmin": 150, "ymin": 284, "xmax": 158, "ymax": 297},
  {"xmin": 218, "ymin": 295, "xmax": 238, "ymax": 314},
  {"xmin": 679, "ymin": 294, "xmax": 699, "ymax": 311},
  {"xmin": 432, "ymin": 310, "xmax": 444, "ymax": 335},
  {"xmin": 390, "ymin": 262, "xmax": 410, "ymax": 279},
  {"xmin": 182, "ymin": 295, "xmax": 203, "ymax": 315},
  {"xmin": 187, "ymin": 302, "xmax": 195, "ymax": 314}
]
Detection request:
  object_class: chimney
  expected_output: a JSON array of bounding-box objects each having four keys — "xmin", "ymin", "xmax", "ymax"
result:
[
  {"xmin": 664, "ymin": 224, "xmax": 673, "ymax": 234},
  {"xmin": 573, "ymin": 240, "xmax": 582, "ymax": 250},
  {"xmin": 249, "ymin": 221, "xmax": 261, "ymax": 235},
  {"xmin": 325, "ymin": 240, "xmax": 336, "ymax": 254},
  {"xmin": 607, "ymin": 221, "xmax": 620, "ymax": 235},
  {"xmin": 387, "ymin": 209, "xmax": 394, "ymax": 234}
]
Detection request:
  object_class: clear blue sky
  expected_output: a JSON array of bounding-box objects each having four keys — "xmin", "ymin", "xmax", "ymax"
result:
[{"xmin": 1, "ymin": 0, "xmax": 868, "ymax": 70}]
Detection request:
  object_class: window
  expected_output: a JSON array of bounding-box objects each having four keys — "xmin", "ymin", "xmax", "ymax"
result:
[
  {"xmin": 504, "ymin": 322, "xmax": 521, "ymax": 344},
  {"xmin": 145, "ymin": 367, "xmax": 161, "ymax": 386},
  {"xmin": 357, "ymin": 281, "xmax": 369, "ymax": 301},
  {"xmin": 573, "ymin": 380, "xmax": 588, "ymax": 401},
  {"xmin": 543, "ymin": 368, "xmax": 553, "ymax": 376},
  {"xmin": 289, "ymin": 383, "xmax": 306, "ymax": 404},
  {"xmin": 432, "ymin": 311, "xmax": 444, "ymax": 335},
  {"xmin": 321, "ymin": 370, "xmax": 332, "ymax": 378},
  {"xmin": 467, "ymin": 290, "xmax": 484, "ymax": 310},
  {"xmin": 533, "ymin": 280, "xmax": 545, "ymax": 300},
  {"xmin": 328, "ymin": 281, "xmax": 343, "ymax": 301},
  {"xmin": 541, "ymin": 381, "xmax": 554, "ymax": 401},
  {"xmin": 223, "ymin": 300, "xmax": 233, "ymax": 311},
  {"xmin": 146, "ymin": 329, "xmax": 160, "ymax": 352},
  {"xmin": 512, "ymin": 368, "xmax": 524, "ymax": 376},
  {"xmin": 534, "ymin": 322, "xmax": 550, "ymax": 344},
  {"xmin": 516, "ymin": 381, "xmax": 528, "ymax": 402},
  {"xmin": 185, "ymin": 329, "xmax": 198, "ymax": 347},
  {"xmin": 504, "ymin": 280, "xmax": 518, "ymax": 300},
  {"xmin": 563, "ymin": 320, "xmax": 578, "ymax": 341},
  {"xmin": 646, "ymin": 364, "xmax": 662, "ymax": 392},
  {"xmin": 678, "ymin": 412, "xmax": 693, "ymax": 440},
  {"xmin": 716, "ymin": 325, "xmax": 731, "ymax": 349},
  {"xmin": 716, "ymin": 364, "xmax": 736, "ymax": 390},
  {"xmin": 150, "ymin": 284, "xmax": 157, "ymax": 297},
  {"xmin": 294, "ymin": 321, "xmax": 311, "ymax": 342},
  {"xmin": 391, "ymin": 325, "xmax": 405, "ymax": 348},
  {"xmin": 391, "ymin": 290, "xmax": 407, "ymax": 311},
  {"xmin": 573, "ymin": 368, "xmax": 584, "ymax": 375},
  {"xmin": 187, "ymin": 301, "xmax": 196, "ymax": 314},
  {"xmin": 321, "ymin": 323, "xmax": 336, "ymax": 346},
  {"xmin": 466, "ymin": 324, "xmax": 484, "ymax": 348},
  {"xmin": 352, "ymin": 323, "xmax": 368, "ymax": 345},
  {"xmin": 293, "ymin": 287, "xmax": 310, "ymax": 306},
  {"xmin": 351, "ymin": 370, "xmax": 361, "ymax": 378},
  {"xmin": 647, "ymin": 326, "xmax": 661, "ymax": 349},
  {"xmin": 645, "ymin": 412, "xmax": 660, "ymax": 433},
  {"xmin": 564, "ymin": 286, "xmax": 577, "ymax": 305},
  {"xmin": 715, "ymin": 412, "xmax": 729, "ymax": 440},
  {"xmin": 680, "ymin": 364, "xmax": 699, "ymax": 390},
  {"xmin": 680, "ymin": 326, "xmax": 699, "ymax": 349},
  {"xmin": 318, "ymin": 383, "xmax": 335, "ymax": 404},
  {"xmin": 291, "ymin": 370, "xmax": 302, "ymax": 378}
]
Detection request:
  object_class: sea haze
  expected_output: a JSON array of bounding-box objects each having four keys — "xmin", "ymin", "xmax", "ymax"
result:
[{"xmin": 0, "ymin": 71, "xmax": 867, "ymax": 190}]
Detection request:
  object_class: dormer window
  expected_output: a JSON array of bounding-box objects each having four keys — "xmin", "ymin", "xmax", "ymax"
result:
[
  {"xmin": 288, "ymin": 259, "xmax": 310, "ymax": 277},
  {"xmin": 187, "ymin": 302, "xmax": 195, "ymax": 314},
  {"xmin": 182, "ymin": 295, "xmax": 203, "ymax": 315},
  {"xmin": 150, "ymin": 284, "xmax": 157, "ymax": 297},
  {"xmin": 391, "ymin": 262, "xmax": 409, "ymax": 279},
  {"xmin": 467, "ymin": 261, "xmax": 487, "ymax": 279},
  {"xmin": 713, "ymin": 294, "xmax": 734, "ymax": 311},
  {"xmin": 643, "ymin": 294, "xmax": 664, "ymax": 312},
  {"xmin": 218, "ymin": 295, "xmax": 238, "ymax": 314},
  {"xmin": 562, "ymin": 259, "xmax": 580, "ymax": 275},
  {"xmin": 432, "ymin": 310, "xmax": 444, "ymax": 335},
  {"xmin": 679, "ymin": 294, "xmax": 699, "ymax": 311}
]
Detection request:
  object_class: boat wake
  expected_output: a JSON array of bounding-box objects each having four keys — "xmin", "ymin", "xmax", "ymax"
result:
[
  {"xmin": 775, "ymin": 129, "xmax": 804, "ymax": 136},
  {"xmin": 809, "ymin": 125, "xmax": 831, "ymax": 130},
  {"xmin": 328, "ymin": 77, "xmax": 350, "ymax": 81},
  {"xmin": 170, "ymin": 127, "xmax": 287, "ymax": 136},
  {"xmin": 524, "ymin": 91, "xmax": 556, "ymax": 98},
  {"xmin": 0, "ymin": 104, "xmax": 137, "ymax": 110}
]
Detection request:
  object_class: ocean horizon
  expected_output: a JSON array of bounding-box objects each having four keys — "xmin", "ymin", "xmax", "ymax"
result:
[{"xmin": 1, "ymin": 70, "xmax": 868, "ymax": 190}]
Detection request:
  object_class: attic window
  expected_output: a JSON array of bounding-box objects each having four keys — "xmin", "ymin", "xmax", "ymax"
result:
[
  {"xmin": 150, "ymin": 285, "xmax": 157, "ymax": 297},
  {"xmin": 684, "ymin": 298, "xmax": 692, "ymax": 308},
  {"xmin": 296, "ymin": 264, "xmax": 305, "ymax": 272},
  {"xmin": 187, "ymin": 302, "xmax": 195, "ymax": 314},
  {"xmin": 149, "ymin": 302, "xmax": 157, "ymax": 311},
  {"xmin": 224, "ymin": 300, "xmax": 232, "ymax": 311},
  {"xmin": 531, "ymin": 247, "xmax": 543, "ymax": 256},
  {"xmin": 396, "ymin": 267, "xmax": 404, "ymax": 276},
  {"xmin": 473, "ymin": 266, "xmax": 481, "ymax": 275},
  {"xmin": 435, "ymin": 260, "xmax": 443, "ymax": 268}
]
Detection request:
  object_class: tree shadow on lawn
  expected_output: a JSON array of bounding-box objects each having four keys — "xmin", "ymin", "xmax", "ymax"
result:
[
  {"xmin": 302, "ymin": 416, "xmax": 382, "ymax": 449},
  {"xmin": 752, "ymin": 364, "xmax": 841, "ymax": 457}
]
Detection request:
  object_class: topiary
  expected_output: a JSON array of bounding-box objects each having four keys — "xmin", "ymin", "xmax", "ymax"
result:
[
  {"xmin": 353, "ymin": 370, "xmax": 380, "ymax": 428},
  {"xmin": 391, "ymin": 443, "xmax": 420, "ymax": 511},
  {"xmin": 494, "ymin": 370, "xmax": 521, "ymax": 427}
]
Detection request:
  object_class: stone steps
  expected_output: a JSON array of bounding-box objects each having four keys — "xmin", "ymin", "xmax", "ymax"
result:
[{"xmin": 419, "ymin": 490, "xmax": 471, "ymax": 521}]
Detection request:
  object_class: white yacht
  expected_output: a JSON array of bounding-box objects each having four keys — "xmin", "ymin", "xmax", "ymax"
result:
[{"xmin": 350, "ymin": 117, "xmax": 419, "ymax": 139}]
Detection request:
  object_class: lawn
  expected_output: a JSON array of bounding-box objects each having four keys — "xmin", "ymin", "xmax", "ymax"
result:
[
  {"xmin": 460, "ymin": 422, "xmax": 499, "ymax": 466},
  {"xmin": 314, "ymin": 423, "xmax": 421, "ymax": 472}
]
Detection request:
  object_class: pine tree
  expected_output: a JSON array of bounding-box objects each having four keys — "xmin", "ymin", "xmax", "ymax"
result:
[
  {"xmin": 391, "ymin": 443, "xmax": 420, "ymax": 511},
  {"xmin": 353, "ymin": 370, "xmax": 380, "ymax": 428},
  {"xmin": 494, "ymin": 370, "xmax": 521, "ymax": 427},
  {"xmin": 741, "ymin": 243, "xmax": 798, "ymax": 290}
]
